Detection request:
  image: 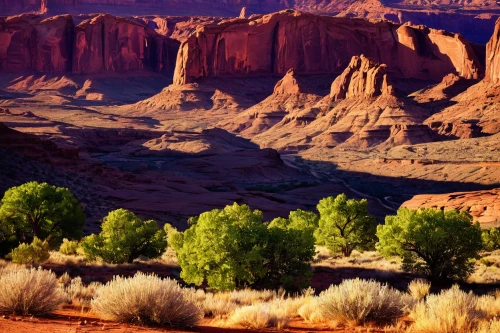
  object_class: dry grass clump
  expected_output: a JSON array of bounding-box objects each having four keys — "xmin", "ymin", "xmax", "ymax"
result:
[
  {"xmin": 474, "ymin": 318, "xmax": 500, "ymax": 333},
  {"xmin": 228, "ymin": 303, "xmax": 290, "ymax": 330},
  {"xmin": 477, "ymin": 293, "xmax": 500, "ymax": 318},
  {"xmin": 298, "ymin": 297, "xmax": 325, "ymax": 323},
  {"xmin": 408, "ymin": 279, "xmax": 431, "ymax": 301},
  {"xmin": 0, "ymin": 267, "xmax": 66, "ymax": 315},
  {"xmin": 92, "ymin": 272, "xmax": 202, "ymax": 327},
  {"xmin": 201, "ymin": 292, "xmax": 238, "ymax": 318},
  {"xmin": 213, "ymin": 288, "xmax": 277, "ymax": 306},
  {"xmin": 65, "ymin": 277, "xmax": 101, "ymax": 309},
  {"xmin": 410, "ymin": 285, "xmax": 484, "ymax": 333},
  {"xmin": 318, "ymin": 278, "xmax": 413, "ymax": 326}
]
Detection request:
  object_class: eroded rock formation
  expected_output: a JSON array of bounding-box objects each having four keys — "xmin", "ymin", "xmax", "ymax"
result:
[
  {"xmin": 0, "ymin": 13, "xmax": 180, "ymax": 74},
  {"xmin": 403, "ymin": 189, "xmax": 500, "ymax": 228},
  {"xmin": 486, "ymin": 18, "xmax": 500, "ymax": 84},
  {"xmin": 330, "ymin": 55, "xmax": 393, "ymax": 101},
  {"xmin": 174, "ymin": 10, "xmax": 483, "ymax": 85}
]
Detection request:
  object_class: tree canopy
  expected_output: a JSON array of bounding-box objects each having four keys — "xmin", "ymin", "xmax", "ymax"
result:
[
  {"xmin": 0, "ymin": 181, "xmax": 85, "ymax": 252},
  {"xmin": 376, "ymin": 207, "xmax": 483, "ymax": 280},
  {"xmin": 81, "ymin": 209, "xmax": 166, "ymax": 264},
  {"xmin": 314, "ymin": 194, "xmax": 377, "ymax": 256}
]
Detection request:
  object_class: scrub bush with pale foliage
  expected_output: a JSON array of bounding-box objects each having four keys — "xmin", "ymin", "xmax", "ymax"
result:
[
  {"xmin": 410, "ymin": 285, "xmax": 484, "ymax": 333},
  {"xmin": 228, "ymin": 303, "xmax": 290, "ymax": 330},
  {"xmin": 65, "ymin": 277, "xmax": 101, "ymax": 309},
  {"xmin": 318, "ymin": 278, "xmax": 413, "ymax": 325},
  {"xmin": 0, "ymin": 267, "xmax": 66, "ymax": 315},
  {"xmin": 408, "ymin": 279, "xmax": 431, "ymax": 301},
  {"xmin": 91, "ymin": 272, "xmax": 202, "ymax": 327},
  {"xmin": 474, "ymin": 319, "xmax": 500, "ymax": 333}
]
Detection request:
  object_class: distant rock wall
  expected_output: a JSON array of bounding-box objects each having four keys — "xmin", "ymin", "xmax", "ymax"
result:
[
  {"xmin": 173, "ymin": 11, "xmax": 484, "ymax": 85},
  {"xmin": 486, "ymin": 18, "xmax": 500, "ymax": 84},
  {"xmin": 0, "ymin": 13, "xmax": 180, "ymax": 74}
]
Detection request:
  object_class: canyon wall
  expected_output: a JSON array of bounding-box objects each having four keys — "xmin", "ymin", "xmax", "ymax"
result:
[
  {"xmin": 486, "ymin": 18, "xmax": 500, "ymax": 84},
  {"xmin": 173, "ymin": 10, "xmax": 483, "ymax": 85},
  {"xmin": 0, "ymin": 13, "xmax": 180, "ymax": 74}
]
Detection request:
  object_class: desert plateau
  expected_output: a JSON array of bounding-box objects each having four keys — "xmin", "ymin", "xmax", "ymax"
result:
[{"xmin": 2, "ymin": 1, "xmax": 500, "ymax": 332}]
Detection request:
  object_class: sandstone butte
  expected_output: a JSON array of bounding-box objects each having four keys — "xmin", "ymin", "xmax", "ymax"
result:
[
  {"xmin": 173, "ymin": 10, "xmax": 484, "ymax": 85},
  {"xmin": 0, "ymin": 13, "xmax": 180, "ymax": 74}
]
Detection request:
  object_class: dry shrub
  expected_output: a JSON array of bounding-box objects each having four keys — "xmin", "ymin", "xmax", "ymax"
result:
[
  {"xmin": 410, "ymin": 285, "xmax": 484, "ymax": 333},
  {"xmin": 408, "ymin": 279, "xmax": 431, "ymax": 301},
  {"xmin": 229, "ymin": 303, "xmax": 290, "ymax": 330},
  {"xmin": 474, "ymin": 318, "xmax": 500, "ymax": 333},
  {"xmin": 0, "ymin": 267, "xmax": 66, "ymax": 315},
  {"xmin": 202, "ymin": 293, "xmax": 238, "ymax": 318},
  {"xmin": 318, "ymin": 278, "xmax": 413, "ymax": 326},
  {"xmin": 214, "ymin": 288, "xmax": 276, "ymax": 306},
  {"xmin": 91, "ymin": 272, "xmax": 202, "ymax": 327},
  {"xmin": 298, "ymin": 297, "xmax": 325, "ymax": 323},
  {"xmin": 477, "ymin": 294, "xmax": 500, "ymax": 318},
  {"xmin": 65, "ymin": 277, "xmax": 101, "ymax": 309}
]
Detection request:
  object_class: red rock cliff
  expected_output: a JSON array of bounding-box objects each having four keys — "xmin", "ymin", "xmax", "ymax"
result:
[
  {"xmin": 73, "ymin": 14, "xmax": 179, "ymax": 74},
  {"xmin": 486, "ymin": 18, "xmax": 500, "ymax": 84},
  {"xmin": 173, "ymin": 10, "xmax": 483, "ymax": 85},
  {"xmin": 0, "ymin": 13, "xmax": 180, "ymax": 74},
  {"xmin": 0, "ymin": 14, "xmax": 73, "ymax": 73}
]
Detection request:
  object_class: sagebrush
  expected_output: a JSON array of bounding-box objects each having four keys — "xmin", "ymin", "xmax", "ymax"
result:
[
  {"xmin": 0, "ymin": 267, "xmax": 66, "ymax": 315},
  {"xmin": 91, "ymin": 272, "xmax": 202, "ymax": 327}
]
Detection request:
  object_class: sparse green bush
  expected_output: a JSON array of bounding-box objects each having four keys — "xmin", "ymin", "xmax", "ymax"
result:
[
  {"xmin": 59, "ymin": 238, "xmax": 79, "ymax": 255},
  {"xmin": 377, "ymin": 208, "xmax": 483, "ymax": 280},
  {"xmin": 10, "ymin": 237, "xmax": 50, "ymax": 264},
  {"xmin": 0, "ymin": 267, "xmax": 66, "ymax": 315},
  {"xmin": 314, "ymin": 194, "xmax": 377, "ymax": 257},
  {"xmin": 91, "ymin": 272, "xmax": 202, "ymax": 327},
  {"xmin": 482, "ymin": 227, "xmax": 500, "ymax": 251},
  {"xmin": 410, "ymin": 285, "xmax": 484, "ymax": 333},
  {"xmin": 0, "ymin": 181, "xmax": 85, "ymax": 253},
  {"xmin": 318, "ymin": 279, "xmax": 413, "ymax": 325},
  {"xmin": 81, "ymin": 209, "xmax": 166, "ymax": 264}
]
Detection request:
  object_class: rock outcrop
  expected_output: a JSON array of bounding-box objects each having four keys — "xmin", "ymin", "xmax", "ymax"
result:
[
  {"xmin": 424, "ymin": 18, "xmax": 500, "ymax": 138},
  {"xmin": 486, "ymin": 18, "xmax": 500, "ymax": 84},
  {"xmin": 0, "ymin": 13, "xmax": 180, "ymax": 74},
  {"xmin": 0, "ymin": 14, "xmax": 73, "ymax": 73},
  {"xmin": 174, "ymin": 11, "xmax": 483, "ymax": 85},
  {"xmin": 220, "ymin": 69, "xmax": 329, "ymax": 136},
  {"xmin": 247, "ymin": 55, "xmax": 433, "ymax": 151},
  {"xmin": 330, "ymin": 55, "xmax": 393, "ymax": 101},
  {"xmin": 403, "ymin": 189, "xmax": 500, "ymax": 228}
]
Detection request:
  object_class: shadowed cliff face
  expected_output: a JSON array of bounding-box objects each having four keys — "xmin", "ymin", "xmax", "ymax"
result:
[{"xmin": 0, "ymin": 13, "xmax": 180, "ymax": 74}]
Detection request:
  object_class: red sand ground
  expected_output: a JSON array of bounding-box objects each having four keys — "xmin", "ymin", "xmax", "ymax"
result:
[{"xmin": 0, "ymin": 306, "xmax": 393, "ymax": 333}]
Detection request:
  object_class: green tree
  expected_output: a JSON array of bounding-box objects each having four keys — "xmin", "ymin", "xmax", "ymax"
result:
[
  {"xmin": 376, "ymin": 208, "xmax": 483, "ymax": 280},
  {"xmin": 81, "ymin": 209, "xmax": 166, "ymax": 264},
  {"xmin": 314, "ymin": 194, "xmax": 377, "ymax": 256},
  {"xmin": 0, "ymin": 182, "xmax": 85, "ymax": 252},
  {"xmin": 482, "ymin": 227, "xmax": 500, "ymax": 251},
  {"xmin": 259, "ymin": 209, "xmax": 317, "ymax": 291},
  {"xmin": 10, "ymin": 237, "xmax": 50, "ymax": 264},
  {"xmin": 171, "ymin": 203, "xmax": 268, "ymax": 291}
]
